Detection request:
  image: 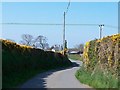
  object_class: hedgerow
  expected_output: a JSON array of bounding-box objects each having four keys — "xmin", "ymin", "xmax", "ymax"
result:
[
  {"xmin": 76, "ymin": 34, "xmax": 120, "ymax": 88},
  {"xmin": 1, "ymin": 39, "xmax": 72, "ymax": 88},
  {"xmin": 83, "ymin": 34, "xmax": 120, "ymax": 76}
]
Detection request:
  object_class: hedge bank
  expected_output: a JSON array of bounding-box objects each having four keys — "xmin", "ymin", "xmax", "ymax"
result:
[
  {"xmin": 76, "ymin": 34, "xmax": 120, "ymax": 88},
  {"xmin": 83, "ymin": 34, "xmax": 120, "ymax": 75},
  {"xmin": 1, "ymin": 39, "xmax": 72, "ymax": 88}
]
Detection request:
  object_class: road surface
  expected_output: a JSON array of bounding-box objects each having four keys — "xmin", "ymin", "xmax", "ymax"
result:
[{"xmin": 20, "ymin": 59, "xmax": 92, "ymax": 88}]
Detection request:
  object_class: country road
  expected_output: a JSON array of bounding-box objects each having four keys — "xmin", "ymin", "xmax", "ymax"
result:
[{"xmin": 20, "ymin": 59, "xmax": 92, "ymax": 88}]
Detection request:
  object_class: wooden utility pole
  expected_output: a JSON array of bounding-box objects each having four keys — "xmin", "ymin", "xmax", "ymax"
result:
[{"xmin": 63, "ymin": 12, "xmax": 66, "ymax": 55}]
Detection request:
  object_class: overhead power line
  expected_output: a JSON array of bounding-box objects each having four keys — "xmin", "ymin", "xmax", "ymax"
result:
[
  {"xmin": 1, "ymin": 23, "xmax": 99, "ymax": 26},
  {"xmin": 105, "ymin": 25, "xmax": 119, "ymax": 29},
  {"xmin": 1, "ymin": 23, "xmax": 63, "ymax": 26},
  {"xmin": 67, "ymin": 24, "xmax": 99, "ymax": 26},
  {"xmin": 65, "ymin": 0, "xmax": 71, "ymax": 14},
  {"xmin": 1, "ymin": 23, "xmax": 118, "ymax": 28}
]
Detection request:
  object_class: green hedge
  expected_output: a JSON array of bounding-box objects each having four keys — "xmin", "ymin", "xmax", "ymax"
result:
[
  {"xmin": 76, "ymin": 34, "xmax": 120, "ymax": 88},
  {"xmin": 1, "ymin": 39, "xmax": 72, "ymax": 88},
  {"xmin": 83, "ymin": 34, "xmax": 120, "ymax": 75}
]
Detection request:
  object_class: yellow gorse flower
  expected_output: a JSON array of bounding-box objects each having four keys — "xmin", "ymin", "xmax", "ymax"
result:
[{"xmin": 83, "ymin": 33, "xmax": 120, "ymax": 71}]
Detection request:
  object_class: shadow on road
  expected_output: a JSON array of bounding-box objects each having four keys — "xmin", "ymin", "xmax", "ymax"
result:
[
  {"xmin": 19, "ymin": 61, "xmax": 80, "ymax": 88},
  {"xmin": 71, "ymin": 62, "xmax": 80, "ymax": 67}
]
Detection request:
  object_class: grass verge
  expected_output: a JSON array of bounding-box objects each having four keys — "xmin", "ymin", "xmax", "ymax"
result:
[
  {"xmin": 68, "ymin": 54, "xmax": 83, "ymax": 61},
  {"xmin": 75, "ymin": 65, "xmax": 118, "ymax": 89}
]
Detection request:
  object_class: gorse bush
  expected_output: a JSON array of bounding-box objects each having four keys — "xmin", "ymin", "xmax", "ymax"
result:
[
  {"xmin": 83, "ymin": 34, "xmax": 120, "ymax": 76},
  {"xmin": 1, "ymin": 39, "xmax": 72, "ymax": 88},
  {"xmin": 76, "ymin": 34, "xmax": 120, "ymax": 88}
]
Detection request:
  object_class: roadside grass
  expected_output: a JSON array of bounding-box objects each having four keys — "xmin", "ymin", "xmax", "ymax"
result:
[
  {"xmin": 75, "ymin": 66, "xmax": 118, "ymax": 89},
  {"xmin": 68, "ymin": 54, "xmax": 83, "ymax": 61}
]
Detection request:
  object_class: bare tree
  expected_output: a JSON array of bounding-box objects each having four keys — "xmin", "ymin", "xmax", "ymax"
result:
[
  {"xmin": 44, "ymin": 43, "xmax": 49, "ymax": 50},
  {"xmin": 34, "ymin": 35, "xmax": 48, "ymax": 49},
  {"xmin": 79, "ymin": 44, "xmax": 84, "ymax": 52},
  {"xmin": 75, "ymin": 44, "xmax": 84, "ymax": 52},
  {"xmin": 19, "ymin": 34, "xmax": 49, "ymax": 49},
  {"xmin": 20, "ymin": 34, "xmax": 33, "ymax": 46},
  {"xmin": 54, "ymin": 44, "xmax": 60, "ymax": 51}
]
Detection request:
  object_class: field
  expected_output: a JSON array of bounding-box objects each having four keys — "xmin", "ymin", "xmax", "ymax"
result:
[{"xmin": 68, "ymin": 54, "xmax": 83, "ymax": 61}]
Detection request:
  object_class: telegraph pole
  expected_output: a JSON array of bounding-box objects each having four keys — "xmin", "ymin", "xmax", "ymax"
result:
[
  {"xmin": 63, "ymin": 0, "xmax": 70, "ymax": 55},
  {"xmin": 99, "ymin": 24, "xmax": 104, "ymax": 39},
  {"xmin": 63, "ymin": 12, "xmax": 66, "ymax": 55}
]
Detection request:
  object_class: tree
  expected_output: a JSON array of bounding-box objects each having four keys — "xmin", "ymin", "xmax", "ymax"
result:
[
  {"xmin": 75, "ymin": 44, "xmax": 84, "ymax": 52},
  {"xmin": 34, "ymin": 35, "xmax": 49, "ymax": 49},
  {"xmin": 20, "ymin": 34, "xmax": 49, "ymax": 50},
  {"xmin": 79, "ymin": 44, "xmax": 84, "ymax": 52},
  {"xmin": 54, "ymin": 44, "xmax": 60, "ymax": 51},
  {"xmin": 20, "ymin": 34, "xmax": 33, "ymax": 46}
]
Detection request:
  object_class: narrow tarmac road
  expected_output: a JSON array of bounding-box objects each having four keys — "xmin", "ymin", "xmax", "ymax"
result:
[{"xmin": 20, "ymin": 59, "xmax": 92, "ymax": 88}]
